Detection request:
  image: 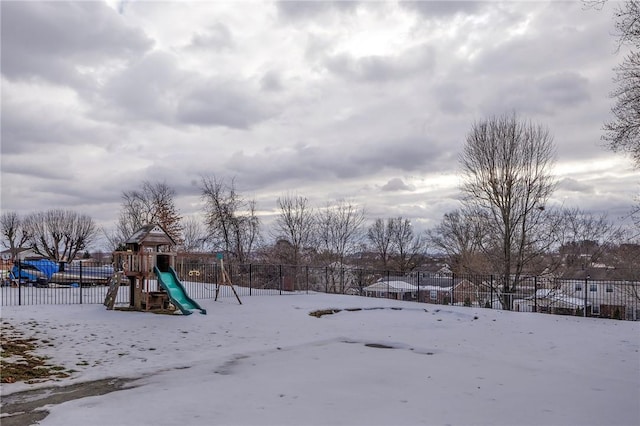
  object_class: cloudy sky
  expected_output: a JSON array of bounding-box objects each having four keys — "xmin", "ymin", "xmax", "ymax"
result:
[{"xmin": 1, "ymin": 0, "xmax": 638, "ymax": 245}]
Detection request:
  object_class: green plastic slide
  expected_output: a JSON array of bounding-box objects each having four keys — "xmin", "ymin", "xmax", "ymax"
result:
[{"xmin": 154, "ymin": 266, "xmax": 207, "ymax": 315}]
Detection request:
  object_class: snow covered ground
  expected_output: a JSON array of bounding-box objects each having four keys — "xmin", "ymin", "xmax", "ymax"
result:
[{"xmin": 2, "ymin": 293, "xmax": 639, "ymax": 426}]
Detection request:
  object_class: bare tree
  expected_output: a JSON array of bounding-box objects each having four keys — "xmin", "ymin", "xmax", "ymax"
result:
[
  {"xmin": 117, "ymin": 180, "xmax": 183, "ymax": 244},
  {"xmin": 101, "ymin": 227, "xmax": 125, "ymax": 253},
  {"xmin": 556, "ymin": 208, "xmax": 624, "ymax": 276},
  {"xmin": 200, "ymin": 175, "xmax": 260, "ymax": 264},
  {"xmin": 388, "ymin": 217, "xmax": 426, "ymax": 273},
  {"xmin": 428, "ymin": 209, "xmax": 484, "ymax": 274},
  {"xmin": 603, "ymin": 0, "xmax": 640, "ymax": 166},
  {"xmin": 316, "ymin": 200, "xmax": 366, "ymax": 266},
  {"xmin": 1, "ymin": 212, "xmax": 31, "ymax": 261},
  {"xmin": 315, "ymin": 200, "xmax": 365, "ymax": 292},
  {"xmin": 181, "ymin": 216, "xmax": 208, "ymax": 252},
  {"xmin": 614, "ymin": 0, "xmax": 640, "ymax": 45},
  {"xmin": 460, "ymin": 113, "xmax": 557, "ymax": 309},
  {"xmin": 272, "ymin": 194, "xmax": 316, "ymax": 265},
  {"xmin": 23, "ymin": 209, "xmax": 97, "ymax": 261},
  {"xmin": 611, "ymin": 238, "xmax": 640, "ymax": 289},
  {"xmin": 367, "ymin": 218, "xmax": 394, "ymax": 269}
]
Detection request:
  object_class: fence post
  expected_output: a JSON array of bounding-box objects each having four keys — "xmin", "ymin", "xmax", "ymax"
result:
[
  {"xmin": 583, "ymin": 275, "xmax": 589, "ymax": 317},
  {"xmin": 79, "ymin": 261, "xmax": 83, "ymax": 304},
  {"xmin": 18, "ymin": 261, "xmax": 22, "ymax": 306},
  {"xmin": 325, "ymin": 267, "xmax": 328, "ymax": 293},
  {"xmin": 417, "ymin": 271, "xmax": 420, "ymax": 303},
  {"xmin": 386, "ymin": 270, "xmax": 390, "ymax": 299},
  {"xmin": 306, "ymin": 265, "xmax": 309, "ymax": 294},
  {"xmin": 216, "ymin": 262, "xmax": 219, "ymax": 290},
  {"xmin": 279, "ymin": 264, "xmax": 282, "ymax": 295},
  {"xmin": 534, "ymin": 276, "xmax": 538, "ymax": 313},
  {"xmin": 490, "ymin": 275, "xmax": 494, "ymax": 309},
  {"xmin": 451, "ymin": 272, "xmax": 455, "ymax": 305},
  {"xmin": 249, "ymin": 264, "xmax": 252, "ymax": 296}
]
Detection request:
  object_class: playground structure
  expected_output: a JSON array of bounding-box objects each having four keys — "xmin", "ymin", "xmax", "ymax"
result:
[
  {"xmin": 107, "ymin": 224, "xmax": 206, "ymax": 315},
  {"xmin": 215, "ymin": 253, "xmax": 242, "ymax": 305}
]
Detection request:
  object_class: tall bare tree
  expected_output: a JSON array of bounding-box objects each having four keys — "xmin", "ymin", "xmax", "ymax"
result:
[
  {"xmin": 368, "ymin": 217, "xmax": 426, "ymax": 273},
  {"xmin": 461, "ymin": 113, "xmax": 557, "ymax": 309},
  {"xmin": 316, "ymin": 200, "xmax": 365, "ymax": 265},
  {"xmin": 1, "ymin": 211, "xmax": 31, "ymax": 261},
  {"xmin": 603, "ymin": 0, "xmax": 640, "ymax": 166},
  {"xmin": 367, "ymin": 218, "xmax": 394, "ymax": 269},
  {"xmin": 316, "ymin": 200, "xmax": 365, "ymax": 292},
  {"xmin": 23, "ymin": 209, "xmax": 97, "ymax": 261},
  {"xmin": 200, "ymin": 175, "xmax": 260, "ymax": 264},
  {"xmin": 272, "ymin": 194, "xmax": 316, "ymax": 265},
  {"xmin": 388, "ymin": 217, "xmax": 426, "ymax": 274}
]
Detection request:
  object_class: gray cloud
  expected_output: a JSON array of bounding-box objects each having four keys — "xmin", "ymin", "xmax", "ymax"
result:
[
  {"xmin": 215, "ymin": 132, "xmax": 453, "ymax": 194},
  {"xmin": 177, "ymin": 82, "xmax": 276, "ymax": 129},
  {"xmin": 94, "ymin": 51, "xmax": 276, "ymax": 129},
  {"xmin": 276, "ymin": 1, "xmax": 359, "ymax": 21},
  {"xmin": 431, "ymin": 83, "xmax": 469, "ymax": 115},
  {"xmin": 188, "ymin": 23, "xmax": 234, "ymax": 51},
  {"xmin": 472, "ymin": 5, "xmax": 613, "ymax": 78},
  {"xmin": 477, "ymin": 71, "xmax": 591, "ymax": 118},
  {"xmin": 324, "ymin": 44, "xmax": 436, "ymax": 83},
  {"xmin": 260, "ymin": 70, "xmax": 285, "ymax": 92},
  {"xmin": 1, "ymin": 88, "xmax": 119, "ymax": 155},
  {"xmin": 558, "ymin": 177, "xmax": 595, "ymax": 194},
  {"xmin": 357, "ymin": 136, "xmax": 453, "ymax": 174},
  {"xmin": 96, "ymin": 50, "xmax": 180, "ymax": 123},
  {"xmin": 382, "ymin": 178, "xmax": 415, "ymax": 192},
  {"xmin": 1, "ymin": 1, "xmax": 152, "ymax": 88},
  {"xmin": 400, "ymin": 1, "xmax": 485, "ymax": 18},
  {"xmin": 536, "ymin": 72, "xmax": 590, "ymax": 106}
]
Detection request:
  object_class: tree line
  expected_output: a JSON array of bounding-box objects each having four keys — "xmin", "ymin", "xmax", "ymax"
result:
[{"xmin": 3, "ymin": 114, "xmax": 638, "ymax": 278}]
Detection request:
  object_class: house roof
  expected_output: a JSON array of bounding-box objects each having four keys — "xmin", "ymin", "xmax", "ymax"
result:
[
  {"xmin": 364, "ymin": 281, "xmax": 418, "ymax": 293},
  {"xmin": 125, "ymin": 224, "xmax": 176, "ymax": 246},
  {"xmin": 1, "ymin": 248, "xmax": 34, "ymax": 255},
  {"xmin": 1, "ymin": 248, "xmax": 38, "ymax": 261},
  {"xmin": 378, "ymin": 276, "xmax": 465, "ymax": 288},
  {"xmin": 517, "ymin": 290, "xmax": 591, "ymax": 308}
]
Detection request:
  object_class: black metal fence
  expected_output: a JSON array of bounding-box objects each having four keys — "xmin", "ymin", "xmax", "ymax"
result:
[{"xmin": 2, "ymin": 261, "xmax": 639, "ymax": 321}]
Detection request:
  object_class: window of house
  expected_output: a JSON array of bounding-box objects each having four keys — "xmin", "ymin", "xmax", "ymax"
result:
[
  {"xmin": 590, "ymin": 284, "xmax": 597, "ymax": 292},
  {"xmin": 575, "ymin": 284, "xmax": 582, "ymax": 292},
  {"xmin": 430, "ymin": 290, "xmax": 437, "ymax": 300},
  {"xmin": 606, "ymin": 286, "xmax": 613, "ymax": 293},
  {"xmin": 592, "ymin": 305, "xmax": 600, "ymax": 315}
]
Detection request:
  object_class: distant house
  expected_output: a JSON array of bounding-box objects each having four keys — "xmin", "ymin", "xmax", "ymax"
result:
[
  {"xmin": 556, "ymin": 280, "xmax": 639, "ymax": 320},
  {"xmin": 0, "ymin": 248, "xmax": 39, "ymax": 262},
  {"xmin": 408, "ymin": 265, "xmax": 452, "ymax": 279},
  {"xmin": 513, "ymin": 289, "xmax": 591, "ymax": 316},
  {"xmin": 363, "ymin": 280, "xmax": 419, "ymax": 301},
  {"xmin": 511, "ymin": 280, "xmax": 640, "ymax": 320},
  {"xmin": 365, "ymin": 275, "xmax": 482, "ymax": 305}
]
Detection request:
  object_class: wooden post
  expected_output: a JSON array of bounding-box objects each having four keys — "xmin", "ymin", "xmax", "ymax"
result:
[
  {"xmin": 104, "ymin": 272, "xmax": 123, "ymax": 310},
  {"xmin": 214, "ymin": 254, "xmax": 242, "ymax": 304}
]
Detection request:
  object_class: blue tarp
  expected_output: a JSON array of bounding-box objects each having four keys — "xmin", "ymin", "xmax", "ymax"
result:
[{"xmin": 11, "ymin": 259, "xmax": 59, "ymax": 282}]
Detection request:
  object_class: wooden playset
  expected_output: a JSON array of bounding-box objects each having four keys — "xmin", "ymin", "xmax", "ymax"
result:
[{"xmin": 108, "ymin": 224, "xmax": 178, "ymax": 312}]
